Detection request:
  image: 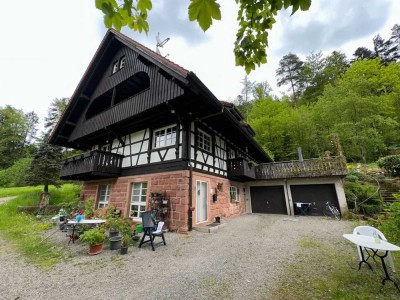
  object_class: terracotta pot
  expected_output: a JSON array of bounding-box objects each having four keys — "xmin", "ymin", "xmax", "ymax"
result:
[{"xmin": 88, "ymin": 243, "xmax": 103, "ymax": 255}]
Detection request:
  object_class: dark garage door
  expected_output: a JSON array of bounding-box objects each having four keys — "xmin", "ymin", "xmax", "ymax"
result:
[
  {"xmin": 250, "ymin": 186, "xmax": 287, "ymax": 214},
  {"xmin": 290, "ymin": 184, "xmax": 339, "ymax": 215}
]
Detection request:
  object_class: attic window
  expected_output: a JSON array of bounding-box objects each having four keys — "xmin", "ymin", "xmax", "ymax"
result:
[
  {"xmin": 112, "ymin": 55, "xmax": 126, "ymax": 74},
  {"xmin": 119, "ymin": 56, "xmax": 126, "ymax": 69},
  {"xmin": 112, "ymin": 61, "xmax": 119, "ymax": 74}
]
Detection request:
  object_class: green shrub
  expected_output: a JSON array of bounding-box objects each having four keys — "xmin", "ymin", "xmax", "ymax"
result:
[
  {"xmin": 344, "ymin": 180, "xmax": 382, "ymax": 215},
  {"xmin": 377, "ymin": 202, "xmax": 400, "ymax": 245},
  {"xmin": 377, "ymin": 154, "xmax": 400, "ymax": 176},
  {"xmin": 0, "ymin": 157, "xmax": 32, "ymax": 187}
]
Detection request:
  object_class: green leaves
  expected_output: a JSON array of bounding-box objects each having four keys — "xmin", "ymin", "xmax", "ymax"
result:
[
  {"xmin": 188, "ymin": 0, "xmax": 221, "ymax": 31},
  {"xmin": 94, "ymin": 0, "xmax": 313, "ymax": 73},
  {"xmin": 95, "ymin": 0, "xmax": 150, "ymax": 33}
]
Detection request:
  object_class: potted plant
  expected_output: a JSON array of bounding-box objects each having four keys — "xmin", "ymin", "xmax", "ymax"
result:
[
  {"xmin": 106, "ymin": 206, "xmax": 121, "ymax": 237},
  {"xmin": 120, "ymin": 234, "xmax": 130, "ymax": 255},
  {"xmin": 119, "ymin": 217, "xmax": 133, "ymax": 255},
  {"xmin": 79, "ymin": 227, "xmax": 106, "ymax": 255}
]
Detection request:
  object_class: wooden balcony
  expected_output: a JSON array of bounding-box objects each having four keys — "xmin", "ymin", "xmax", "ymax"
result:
[
  {"xmin": 227, "ymin": 157, "xmax": 347, "ymax": 181},
  {"xmin": 227, "ymin": 158, "xmax": 256, "ymax": 180},
  {"xmin": 255, "ymin": 156, "xmax": 347, "ymax": 180},
  {"xmin": 60, "ymin": 150, "xmax": 124, "ymax": 180}
]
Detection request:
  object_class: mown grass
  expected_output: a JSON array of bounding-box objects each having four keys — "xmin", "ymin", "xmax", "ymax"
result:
[
  {"xmin": 0, "ymin": 184, "xmax": 81, "ymax": 268},
  {"xmin": 270, "ymin": 237, "xmax": 400, "ymax": 299}
]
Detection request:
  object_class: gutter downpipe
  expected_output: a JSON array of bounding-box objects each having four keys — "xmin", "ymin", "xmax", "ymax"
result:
[{"xmin": 188, "ymin": 160, "xmax": 193, "ymax": 231}]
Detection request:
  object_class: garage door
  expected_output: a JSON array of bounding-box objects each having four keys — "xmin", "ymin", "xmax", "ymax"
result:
[
  {"xmin": 290, "ymin": 184, "xmax": 339, "ymax": 215},
  {"xmin": 250, "ymin": 186, "xmax": 287, "ymax": 214}
]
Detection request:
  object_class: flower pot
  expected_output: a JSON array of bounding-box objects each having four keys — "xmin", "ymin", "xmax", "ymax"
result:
[
  {"xmin": 88, "ymin": 243, "xmax": 103, "ymax": 255},
  {"xmin": 120, "ymin": 246, "xmax": 128, "ymax": 255},
  {"xmin": 109, "ymin": 236, "xmax": 122, "ymax": 250}
]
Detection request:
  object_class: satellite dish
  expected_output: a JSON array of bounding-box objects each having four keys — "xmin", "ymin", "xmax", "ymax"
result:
[{"xmin": 156, "ymin": 32, "xmax": 170, "ymax": 57}]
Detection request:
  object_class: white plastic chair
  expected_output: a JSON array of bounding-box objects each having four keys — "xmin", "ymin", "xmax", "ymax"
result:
[{"xmin": 353, "ymin": 225, "xmax": 396, "ymax": 272}]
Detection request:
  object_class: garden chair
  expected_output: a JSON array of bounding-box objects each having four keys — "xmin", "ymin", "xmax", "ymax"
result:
[
  {"xmin": 353, "ymin": 225, "xmax": 395, "ymax": 272},
  {"xmin": 138, "ymin": 212, "xmax": 166, "ymax": 251}
]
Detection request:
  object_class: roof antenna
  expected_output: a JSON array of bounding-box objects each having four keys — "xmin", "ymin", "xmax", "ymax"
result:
[{"xmin": 156, "ymin": 32, "xmax": 170, "ymax": 58}]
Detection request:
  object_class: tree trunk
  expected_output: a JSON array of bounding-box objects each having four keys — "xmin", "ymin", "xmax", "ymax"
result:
[{"xmin": 44, "ymin": 185, "xmax": 49, "ymax": 193}]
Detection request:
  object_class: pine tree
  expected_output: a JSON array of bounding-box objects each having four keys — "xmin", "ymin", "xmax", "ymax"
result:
[
  {"xmin": 276, "ymin": 53, "xmax": 304, "ymax": 105},
  {"xmin": 26, "ymin": 133, "xmax": 63, "ymax": 193}
]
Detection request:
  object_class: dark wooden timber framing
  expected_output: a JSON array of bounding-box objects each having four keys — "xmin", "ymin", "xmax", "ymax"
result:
[{"xmin": 120, "ymin": 160, "xmax": 188, "ymax": 176}]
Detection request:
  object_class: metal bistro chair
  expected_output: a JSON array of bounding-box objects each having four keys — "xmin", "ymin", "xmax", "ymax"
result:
[
  {"xmin": 138, "ymin": 212, "xmax": 166, "ymax": 251},
  {"xmin": 353, "ymin": 225, "xmax": 396, "ymax": 272}
]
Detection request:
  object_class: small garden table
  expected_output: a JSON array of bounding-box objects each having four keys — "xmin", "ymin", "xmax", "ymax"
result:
[
  {"xmin": 67, "ymin": 219, "xmax": 106, "ymax": 244},
  {"xmin": 343, "ymin": 233, "xmax": 400, "ymax": 292}
]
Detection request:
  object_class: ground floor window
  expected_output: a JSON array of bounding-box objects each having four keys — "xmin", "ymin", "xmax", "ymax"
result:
[
  {"xmin": 230, "ymin": 186, "xmax": 239, "ymax": 202},
  {"xmin": 98, "ymin": 184, "xmax": 111, "ymax": 208},
  {"xmin": 130, "ymin": 182, "xmax": 148, "ymax": 219}
]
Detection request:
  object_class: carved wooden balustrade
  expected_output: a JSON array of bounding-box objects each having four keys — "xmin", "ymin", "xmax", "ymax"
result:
[
  {"xmin": 60, "ymin": 150, "xmax": 124, "ymax": 180},
  {"xmin": 255, "ymin": 156, "xmax": 347, "ymax": 180},
  {"xmin": 227, "ymin": 157, "xmax": 347, "ymax": 180},
  {"xmin": 227, "ymin": 158, "xmax": 256, "ymax": 180}
]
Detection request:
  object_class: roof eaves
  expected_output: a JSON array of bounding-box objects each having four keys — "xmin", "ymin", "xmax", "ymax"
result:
[{"xmin": 49, "ymin": 31, "xmax": 115, "ymax": 145}]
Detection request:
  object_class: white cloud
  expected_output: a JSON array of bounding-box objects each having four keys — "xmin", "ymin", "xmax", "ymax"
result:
[{"xmin": 0, "ymin": 0, "xmax": 399, "ymax": 134}]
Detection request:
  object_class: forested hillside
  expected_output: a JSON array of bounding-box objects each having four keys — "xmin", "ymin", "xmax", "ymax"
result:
[{"xmin": 235, "ymin": 24, "xmax": 400, "ymax": 162}]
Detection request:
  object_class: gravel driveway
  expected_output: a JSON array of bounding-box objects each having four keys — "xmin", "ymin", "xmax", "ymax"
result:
[{"xmin": 0, "ymin": 214, "xmax": 353, "ymax": 300}]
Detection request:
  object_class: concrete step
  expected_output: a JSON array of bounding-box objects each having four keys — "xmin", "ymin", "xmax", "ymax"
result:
[{"xmin": 192, "ymin": 221, "xmax": 226, "ymax": 233}]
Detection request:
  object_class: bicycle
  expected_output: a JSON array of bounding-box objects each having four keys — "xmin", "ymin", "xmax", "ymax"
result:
[{"xmin": 323, "ymin": 201, "xmax": 341, "ymax": 220}]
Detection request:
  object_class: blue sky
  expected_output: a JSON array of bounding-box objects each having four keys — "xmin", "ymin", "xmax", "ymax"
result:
[{"xmin": 0, "ymin": 0, "xmax": 399, "ymax": 134}]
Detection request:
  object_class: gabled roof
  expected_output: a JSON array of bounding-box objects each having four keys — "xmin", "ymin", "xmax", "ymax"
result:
[{"xmin": 49, "ymin": 29, "xmax": 271, "ymax": 162}]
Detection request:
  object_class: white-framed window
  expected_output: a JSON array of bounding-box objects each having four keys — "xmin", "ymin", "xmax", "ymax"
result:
[
  {"xmin": 230, "ymin": 186, "xmax": 239, "ymax": 202},
  {"xmin": 112, "ymin": 55, "xmax": 126, "ymax": 74},
  {"xmin": 98, "ymin": 184, "xmax": 111, "ymax": 208},
  {"xmin": 227, "ymin": 147, "xmax": 235, "ymax": 159},
  {"xmin": 112, "ymin": 61, "xmax": 119, "ymax": 74},
  {"xmin": 119, "ymin": 56, "xmax": 126, "ymax": 69},
  {"xmin": 130, "ymin": 182, "xmax": 147, "ymax": 219},
  {"xmin": 197, "ymin": 129, "xmax": 211, "ymax": 152},
  {"xmin": 153, "ymin": 125, "xmax": 177, "ymax": 148}
]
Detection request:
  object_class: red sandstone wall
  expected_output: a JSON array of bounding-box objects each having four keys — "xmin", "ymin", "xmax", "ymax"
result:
[
  {"xmin": 191, "ymin": 173, "xmax": 246, "ymax": 225},
  {"xmin": 81, "ymin": 170, "xmax": 246, "ymax": 232},
  {"xmin": 81, "ymin": 171, "xmax": 190, "ymax": 232}
]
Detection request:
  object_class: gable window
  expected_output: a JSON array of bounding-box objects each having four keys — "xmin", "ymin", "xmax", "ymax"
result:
[
  {"xmin": 197, "ymin": 129, "xmax": 211, "ymax": 152},
  {"xmin": 130, "ymin": 182, "xmax": 147, "ymax": 219},
  {"xmin": 112, "ymin": 61, "xmax": 119, "ymax": 74},
  {"xmin": 98, "ymin": 184, "xmax": 111, "ymax": 208},
  {"xmin": 111, "ymin": 55, "xmax": 126, "ymax": 75},
  {"xmin": 230, "ymin": 186, "xmax": 239, "ymax": 202},
  {"xmin": 119, "ymin": 56, "xmax": 126, "ymax": 69},
  {"xmin": 153, "ymin": 125, "xmax": 177, "ymax": 148}
]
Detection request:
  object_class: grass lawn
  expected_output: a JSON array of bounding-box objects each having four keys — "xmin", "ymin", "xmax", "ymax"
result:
[
  {"xmin": 0, "ymin": 184, "xmax": 81, "ymax": 267},
  {"xmin": 270, "ymin": 236, "xmax": 400, "ymax": 299}
]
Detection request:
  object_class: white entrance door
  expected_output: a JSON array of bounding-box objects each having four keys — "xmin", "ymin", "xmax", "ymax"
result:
[{"xmin": 196, "ymin": 181, "xmax": 208, "ymax": 223}]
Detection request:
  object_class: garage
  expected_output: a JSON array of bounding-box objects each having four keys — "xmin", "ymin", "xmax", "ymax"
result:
[
  {"xmin": 250, "ymin": 186, "xmax": 287, "ymax": 214},
  {"xmin": 290, "ymin": 184, "xmax": 339, "ymax": 216}
]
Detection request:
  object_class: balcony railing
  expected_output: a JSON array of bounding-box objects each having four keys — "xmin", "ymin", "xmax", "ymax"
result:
[
  {"xmin": 255, "ymin": 156, "xmax": 347, "ymax": 180},
  {"xmin": 227, "ymin": 156, "xmax": 347, "ymax": 180},
  {"xmin": 60, "ymin": 150, "xmax": 124, "ymax": 180},
  {"xmin": 227, "ymin": 158, "xmax": 256, "ymax": 180}
]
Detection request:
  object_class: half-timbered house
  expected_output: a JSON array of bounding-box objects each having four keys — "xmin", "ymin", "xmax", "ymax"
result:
[{"xmin": 50, "ymin": 30, "xmax": 348, "ymax": 232}]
